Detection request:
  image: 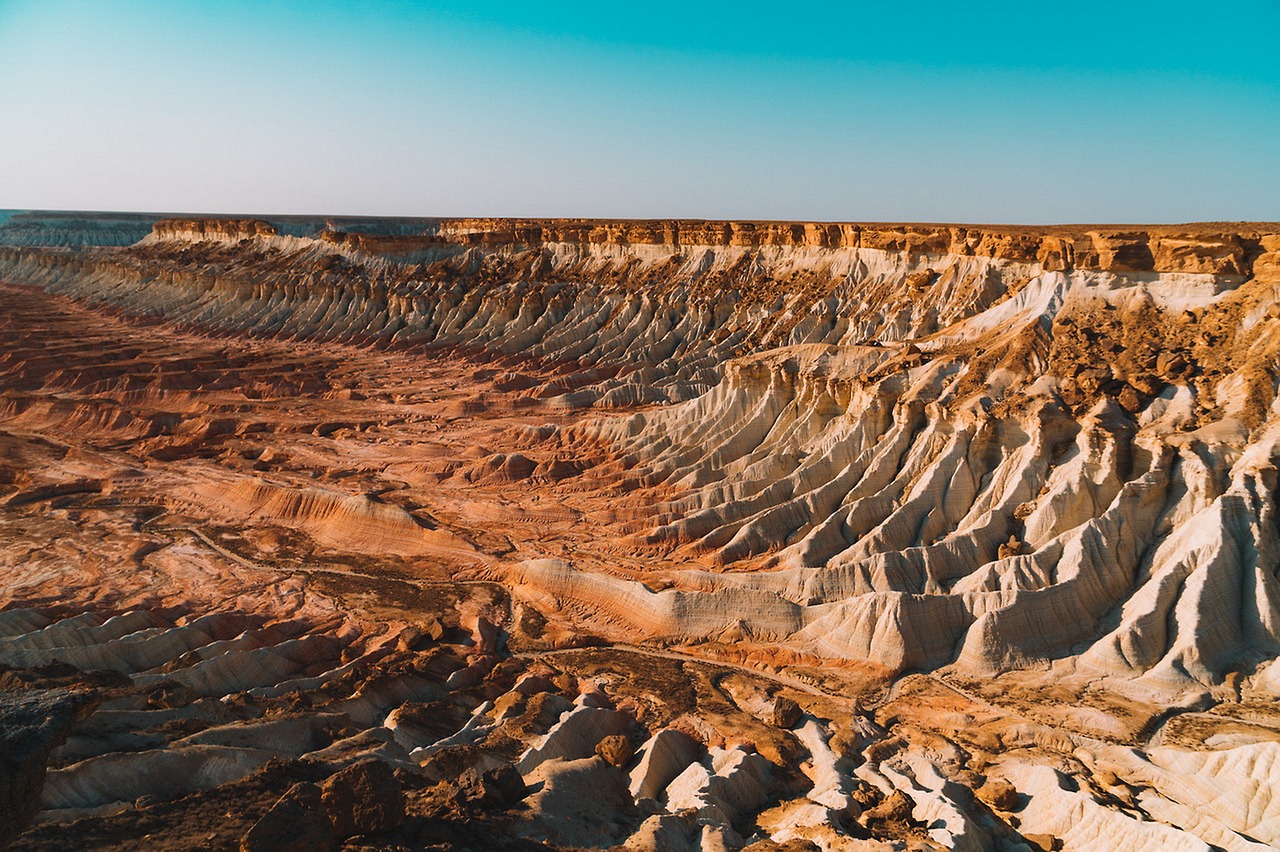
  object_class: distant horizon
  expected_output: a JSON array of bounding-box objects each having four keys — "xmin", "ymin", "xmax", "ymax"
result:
[{"xmin": 6, "ymin": 208, "xmax": 1280, "ymax": 230}]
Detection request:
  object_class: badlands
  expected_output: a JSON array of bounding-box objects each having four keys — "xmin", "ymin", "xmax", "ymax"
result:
[{"xmin": 1, "ymin": 209, "xmax": 1279, "ymax": 850}]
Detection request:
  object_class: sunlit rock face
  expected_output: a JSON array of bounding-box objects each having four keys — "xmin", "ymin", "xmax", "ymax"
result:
[
  {"xmin": 7, "ymin": 216, "xmax": 1277, "ymax": 410},
  {"xmin": 1, "ymin": 212, "xmax": 1279, "ymax": 851}
]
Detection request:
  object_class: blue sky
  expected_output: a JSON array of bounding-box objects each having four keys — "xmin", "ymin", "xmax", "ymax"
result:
[{"xmin": 1, "ymin": 0, "xmax": 1277, "ymax": 222}]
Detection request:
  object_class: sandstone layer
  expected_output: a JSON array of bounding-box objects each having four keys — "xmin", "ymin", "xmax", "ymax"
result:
[{"xmin": 1, "ymin": 210, "xmax": 1278, "ymax": 850}]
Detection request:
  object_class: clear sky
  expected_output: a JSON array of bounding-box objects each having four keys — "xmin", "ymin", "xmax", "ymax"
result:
[{"xmin": 1, "ymin": 0, "xmax": 1277, "ymax": 223}]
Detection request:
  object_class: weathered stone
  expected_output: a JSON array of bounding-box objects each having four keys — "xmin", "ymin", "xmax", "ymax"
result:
[
  {"xmin": 319, "ymin": 759, "xmax": 404, "ymax": 838},
  {"xmin": 976, "ymin": 777, "xmax": 1020, "ymax": 811},
  {"xmin": 0, "ymin": 689, "xmax": 97, "ymax": 849},
  {"xmin": 458, "ymin": 763, "xmax": 528, "ymax": 807},
  {"xmin": 770, "ymin": 696, "xmax": 803, "ymax": 729},
  {"xmin": 240, "ymin": 782, "xmax": 337, "ymax": 852},
  {"xmin": 595, "ymin": 734, "xmax": 635, "ymax": 767},
  {"xmin": 862, "ymin": 789, "xmax": 914, "ymax": 823}
]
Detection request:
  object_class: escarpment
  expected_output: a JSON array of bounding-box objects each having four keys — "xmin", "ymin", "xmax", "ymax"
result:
[
  {"xmin": 3, "ymin": 216, "xmax": 1277, "ymax": 410},
  {"xmin": 2, "ymin": 214, "xmax": 1279, "ymax": 683},
  {"xmin": 3, "ymin": 211, "xmax": 1280, "ymax": 851}
]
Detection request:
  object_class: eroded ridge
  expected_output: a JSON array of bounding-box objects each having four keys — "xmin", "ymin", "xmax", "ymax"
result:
[
  {"xmin": 4, "ymin": 216, "xmax": 1278, "ymax": 410},
  {"xmin": 571, "ymin": 310, "xmax": 1280, "ymax": 686},
  {"xmin": 1, "ymin": 212, "xmax": 1279, "ymax": 851}
]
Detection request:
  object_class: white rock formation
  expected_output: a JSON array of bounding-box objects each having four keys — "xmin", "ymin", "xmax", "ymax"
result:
[
  {"xmin": 629, "ymin": 728, "xmax": 703, "ymax": 802},
  {"xmin": 515, "ymin": 705, "xmax": 631, "ymax": 774},
  {"xmin": 1004, "ymin": 762, "xmax": 1213, "ymax": 852},
  {"xmin": 663, "ymin": 745, "xmax": 771, "ymax": 828},
  {"xmin": 1077, "ymin": 740, "xmax": 1280, "ymax": 849},
  {"xmin": 41, "ymin": 745, "xmax": 276, "ymax": 811}
]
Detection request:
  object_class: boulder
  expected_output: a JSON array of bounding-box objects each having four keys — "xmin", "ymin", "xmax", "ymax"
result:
[
  {"xmin": 596, "ymin": 734, "xmax": 636, "ymax": 767},
  {"xmin": 240, "ymin": 782, "xmax": 338, "ymax": 852},
  {"xmin": 458, "ymin": 763, "xmax": 528, "ymax": 807},
  {"xmin": 770, "ymin": 697, "xmax": 803, "ymax": 729},
  {"xmin": 976, "ymin": 777, "xmax": 1019, "ymax": 811},
  {"xmin": 319, "ymin": 759, "xmax": 404, "ymax": 838}
]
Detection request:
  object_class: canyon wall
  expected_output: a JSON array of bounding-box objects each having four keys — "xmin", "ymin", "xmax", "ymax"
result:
[
  {"xmin": 4, "ymin": 216, "xmax": 1277, "ymax": 411},
  {"xmin": 3, "ymin": 218, "xmax": 1280, "ymax": 688},
  {"xmin": 4, "ymin": 212, "xmax": 1280, "ymax": 850}
]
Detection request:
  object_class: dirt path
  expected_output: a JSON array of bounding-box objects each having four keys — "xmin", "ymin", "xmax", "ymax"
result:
[{"xmin": 517, "ymin": 643, "xmax": 837, "ymax": 699}]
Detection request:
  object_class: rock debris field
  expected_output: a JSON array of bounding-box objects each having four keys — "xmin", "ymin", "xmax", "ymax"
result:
[{"xmin": 1, "ymin": 209, "xmax": 1279, "ymax": 850}]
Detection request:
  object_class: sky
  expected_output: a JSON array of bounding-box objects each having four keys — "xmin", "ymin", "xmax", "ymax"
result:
[{"xmin": 0, "ymin": 0, "xmax": 1277, "ymax": 223}]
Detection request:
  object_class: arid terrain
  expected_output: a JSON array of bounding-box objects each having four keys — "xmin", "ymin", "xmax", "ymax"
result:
[{"xmin": 1, "ymin": 209, "xmax": 1279, "ymax": 850}]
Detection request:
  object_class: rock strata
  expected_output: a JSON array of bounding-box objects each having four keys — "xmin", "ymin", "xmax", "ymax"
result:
[{"xmin": 1, "ymin": 211, "xmax": 1279, "ymax": 851}]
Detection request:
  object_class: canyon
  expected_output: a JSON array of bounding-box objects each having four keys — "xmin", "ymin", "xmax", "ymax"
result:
[{"xmin": 1, "ymin": 209, "xmax": 1279, "ymax": 850}]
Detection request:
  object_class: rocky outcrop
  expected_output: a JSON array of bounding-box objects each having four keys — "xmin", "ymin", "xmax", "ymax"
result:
[
  {"xmin": 3, "ymin": 212, "xmax": 1280, "ymax": 850},
  {"xmin": 239, "ymin": 782, "xmax": 338, "ymax": 852},
  {"xmin": 2, "ymin": 217, "xmax": 1275, "ymax": 411},
  {"xmin": 239, "ymin": 762, "xmax": 408, "ymax": 852},
  {"xmin": 630, "ymin": 728, "xmax": 704, "ymax": 802},
  {"xmin": 515, "ymin": 705, "xmax": 633, "ymax": 773},
  {"xmin": 146, "ymin": 218, "xmax": 278, "ymax": 243},
  {"xmin": 664, "ymin": 745, "xmax": 772, "ymax": 829},
  {"xmin": 318, "ymin": 759, "xmax": 405, "ymax": 839},
  {"xmin": 0, "ymin": 690, "xmax": 97, "ymax": 847},
  {"xmin": 520, "ymin": 757, "xmax": 638, "ymax": 848}
]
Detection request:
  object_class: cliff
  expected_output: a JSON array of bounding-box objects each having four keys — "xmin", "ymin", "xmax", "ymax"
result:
[
  {"xmin": 1, "ymin": 214, "xmax": 1279, "ymax": 690},
  {"xmin": 0, "ymin": 211, "xmax": 162, "ymax": 248},
  {"xmin": 434, "ymin": 217, "xmax": 1277, "ymax": 278},
  {"xmin": 3, "ymin": 215, "xmax": 1277, "ymax": 410},
  {"xmin": 3, "ymin": 212, "xmax": 1280, "ymax": 851}
]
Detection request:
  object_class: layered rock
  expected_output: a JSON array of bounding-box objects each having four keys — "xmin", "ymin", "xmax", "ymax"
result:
[
  {"xmin": 2, "ymin": 211, "xmax": 1280, "ymax": 851},
  {"xmin": 0, "ymin": 211, "xmax": 161, "ymax": 248},
  {"xmin": 3, "ymin": 216, "xmax": 1276, "ymax": 410}
]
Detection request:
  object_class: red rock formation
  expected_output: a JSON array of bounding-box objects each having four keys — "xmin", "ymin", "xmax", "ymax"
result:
[{"xmin": 1, "ymin": 212, "xmax": 1279, "ymax": 851}]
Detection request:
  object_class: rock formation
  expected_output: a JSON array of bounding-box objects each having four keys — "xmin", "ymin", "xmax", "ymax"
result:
[{"xmin": 1, "ymin": 211, "xmax": 1278, "ymax": 850}]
